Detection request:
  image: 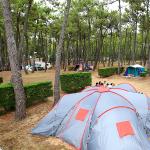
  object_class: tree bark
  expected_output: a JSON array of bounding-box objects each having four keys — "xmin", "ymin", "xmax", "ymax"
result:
[
  {"xmin": 44, "ymin": 31, "xmax": 48, "ymax": 72},
  {"xmin": 0, "ymin": 33, "xmax": 3, "ymax": 71},
  {"xmin": 146, "ymin": 0, "xmax": 150, "ymax": 75},
  {"xmin": 18, "ymin": 0, "xmax": 33, "ymax": 74},
  {"xmin": 16, "ymin": 11, "xmax": 20, "ymax": 51},
  {"xmin": 93, "ymin": 28, "xmax": 103, "ymax": 71},
  {"xmin": 1, "ymin": 0, "xmax": 26, "ymax": 120},
  {"xmin": 118, "ymin": 0, "xmax": 122, "ymax": 74},
  {"xmin": 132, "ymin": 19, "xmax": 138, "ymax": 64},
  {"xmin": 54, "ymin": 0, "xmax": 71, "ymax": 104}
]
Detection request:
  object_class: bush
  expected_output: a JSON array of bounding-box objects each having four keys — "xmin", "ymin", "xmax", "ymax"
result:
[
  {"xmin": 0, "ymin": 81, "xmax": 53, "ymax": 112},
  {"xmin": 25, "ymin": 81, "xmax": 53, "ymax": 107},
  {"xmin": 98, "ymin": 67, "xmax": 124, "ymax": 77},
  {"xmin": 0, "ymin": 83, "xmax": 15, "ymax": 111},
  {"xmin": 68, "ymin": 66, "xmax": 75, "ymax": 71},
  {"xmin": 140, "ymin": 71, "xmax": 148, "ymax": 77},
  {"xmin": 0, "ymin": 77, "xmax": 3, "ymax": 84},
  {"xmin": 60, "ymin": 72, "xmax": 92, "ymax": 93},
  {"xmin": 120, "ymin": 67, "xmax": 125, "ymax": 73}
]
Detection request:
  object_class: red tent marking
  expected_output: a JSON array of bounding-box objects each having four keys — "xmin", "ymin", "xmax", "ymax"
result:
[
  {"xmin": 76, "ymin": 108, "xmax": 89, "ymax": 121},
  {"xmin": 116, "ymin": 121, "xmax": 134, "ymax": 138},
  {"xmin": 98, "ymin": 86, "xmax": 110, "ymax": 93}
]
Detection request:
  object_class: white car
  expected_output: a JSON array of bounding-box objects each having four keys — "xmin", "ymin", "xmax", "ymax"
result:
[{"xmin": 35, "ymin": 62, "xmax": 52, "ymax": 69}]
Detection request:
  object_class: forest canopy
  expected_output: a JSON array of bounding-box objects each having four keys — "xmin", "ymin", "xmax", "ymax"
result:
[{"xmin": 0, "ymin": 0, "xmax": 150, "ymax": 71}]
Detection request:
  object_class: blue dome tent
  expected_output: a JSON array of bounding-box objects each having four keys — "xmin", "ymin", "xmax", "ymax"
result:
[{"xmin": 124, "ymin": 64, "xmax": 145, "ymax": 77}]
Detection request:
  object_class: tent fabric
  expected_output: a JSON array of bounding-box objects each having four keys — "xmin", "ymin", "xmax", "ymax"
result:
[
  {"xmin": 124, "ymin": 64, "xmax": 145, "ymax": 77},
  {"xmin": 145, "ymin": 97, "xmax": 150, "ymax": 136},
  {"xmin": 82, "ymin": 83, "xmax": 137, "ymax": 93},
  {"xmin": 130, "ymin": 64, "xmax": 144, "ymax": 68},
  {"xmin": 111, "ymin": 83, "xmax": 137, "ymax": 93},
  {"xmin": 32, "ymin": 84, "xmax": 150, "ymax": 150},
  {"xmin": 110, "ymin": 89, "xmax": 150, "ymax": 128}
]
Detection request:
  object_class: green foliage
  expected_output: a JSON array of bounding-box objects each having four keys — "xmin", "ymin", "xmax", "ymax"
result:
[
  {"xmin": 60, "ymin": 72, "xmax": 92, "ymax": 93},
  {"xmin": 0, "ymin": 81, "xmax": 53, "ymax": 113},
  {"xmin": 98, "ymin": 67, "xmax": 124, "ymax": 77},
  {"xmin": 1, "ymin": 0, "xmax": 150, "ymax": 71},
  {"xmin": 0, "ymin": 83, "xmax": 15, "ymax": 111},
  {"xmin": 24, "ymin": 81, "xmax": 53, "ymax": 107},
  {"xmin": 140, "ymin": 71, "xmax": 148, "ymax": 77},
  {"xmin": 0, "ymin": 77, "xmax": 3, "ymax": 84},
  {"xmin": 120, "ymin": 67, "xmax": 125, "ymax": 73}
]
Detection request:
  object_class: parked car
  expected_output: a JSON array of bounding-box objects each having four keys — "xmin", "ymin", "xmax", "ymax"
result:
[
  {"xmin": 35, "ymin": 62, "xmax": 52, "ymax": 70},
  {"xmin": 34, "ymin": 63, "xmax": 44, "ymax": 71},
  {"xmin": 23, "ymin": 62, "xmax": 52, "ymax": 72}
]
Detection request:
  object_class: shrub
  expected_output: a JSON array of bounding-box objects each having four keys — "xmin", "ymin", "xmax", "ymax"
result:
[
  {"xmin": 68, "ymin": 66, "xmax": 75, "ymax": 71},
  {"xmin": 25, "ymin": 81, "xmax": 53, "ymax": 107},
  {"xmin": 0, "ymin": 83, "xmax": 15, "ymax": 111},
  {"xmin": 140, "ymin": 71, "xmax": 148, "ymax": 77},
  {"xmin": 120, "ymin": 67, "xmax": 125, "ymax": 73},
  {"xmin": 98, "ymin": 67, "xmax": 124, "ymax": 77},
  {"xmin": 0, "ymin": 77, "xmax": 3, "ymax": 84},
  {"xmin": 0, "ymin": 81, "xmax": 53, "ymax": 112},
  {"xmin": 60, "ymin": 72, "xmax": 92, "ymax": 93}
]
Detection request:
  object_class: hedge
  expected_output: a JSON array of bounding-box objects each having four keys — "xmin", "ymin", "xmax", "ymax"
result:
[
  {"xmin": 60, "ymin": 72, "xmax": 92, "ymax": 93},
  {"xmin": 140, "ymin": 71, "xmax": 148, "ymax": 77},
  {"xmin": 0, "ymin": 81, "xmax": 53, "ymax": 112},
  {"xmin": 0, "ymin": 77, "xmax": 3, "ymax": 84},
  {"xmin": 98, "ymin": 67, "xmax": 124, "ymax": 77}
]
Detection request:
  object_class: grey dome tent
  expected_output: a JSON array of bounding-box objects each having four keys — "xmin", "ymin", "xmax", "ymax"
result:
[
  {"xmin": 111, "ymin": 83, "xmax": 137, "ymax": 93},
  {"xmin": 32, "ymin": 84, "xmax": 150, "ymax": 150}
]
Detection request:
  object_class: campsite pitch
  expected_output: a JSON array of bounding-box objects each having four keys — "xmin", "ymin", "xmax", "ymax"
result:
[{"xmin": 0, "ymin": 70, "xmax": 150, "ymax": 150}]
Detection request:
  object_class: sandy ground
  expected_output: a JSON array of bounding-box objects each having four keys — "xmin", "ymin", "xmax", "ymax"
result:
[
  {"xmin": 1, "ymin": 70, "xmax": 150, "ymax": 95},
  {"xmin": 92, "ymin": 72, "xmax": 150, "ymax": 96},
  {"xmin": 0, "ymin": 70, "xmax": 150, "ymax": 150},
  {"xmin": 0, "ymin": 99, "xmax": 74, "ymax": 150}
]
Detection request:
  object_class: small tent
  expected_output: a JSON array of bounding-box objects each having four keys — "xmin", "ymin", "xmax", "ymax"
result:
[
  {"xmin": 32, "ymin": 84, "xmax": 150, "ymax": 150},
  {"xmin": 124, "ymin": 64, "xmax": 145, "ymax": 77}
]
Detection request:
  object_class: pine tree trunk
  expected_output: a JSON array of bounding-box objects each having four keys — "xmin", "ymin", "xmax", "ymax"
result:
[
  {"xmin": 146, "ymin": 0, "xmax": 150, "ymax": 75},
  {"xmin": 64, "ymin": 35, "xmax": 71, "ymax": 71},
  {"xmin": 18, "ymin": 0, "xmax": 33, "ymax": 74},
  {"xmin": 1, "ymin": 0, "xmax": 26, "ymax": 120},
  {"xmin": 118, "ymin": 0, "xmax": 122, "ymax": 74},
  {"xmin": 87, "ymin": 17, "xmax": 91, "ymax": 62},
  {"xmin": 0, "ymin": 33, "xmax": 3, "ymax": 71},
  {"xmin": 93, "ymin": 28, "xmax": 103, "ymax": 71},
  {"xmin": 54, "ymin": 0, "xmax": 71, "ymax": 104},
  {"xmin": 16, "ymin": 12, "xmax": 20, "ymax": 51},
  {"xmin": 44, "ymin": 31, "xmax": 48, "ymax": 72},
  {"xmin": 132, "ymin": 20, "xmax": 138, "ymax": 64}
]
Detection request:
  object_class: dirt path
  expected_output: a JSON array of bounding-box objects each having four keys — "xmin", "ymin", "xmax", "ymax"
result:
[
  {"xmin": 0, "ymin": 99, "xmax": 74, "ymax": 150},
  {"xmin": 92, "ymin": 72, "xmax": 150, "ymax": 96},
  {"xmin": 1, "ymin": 70, "xmax": 150, "ymax": 95}
]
